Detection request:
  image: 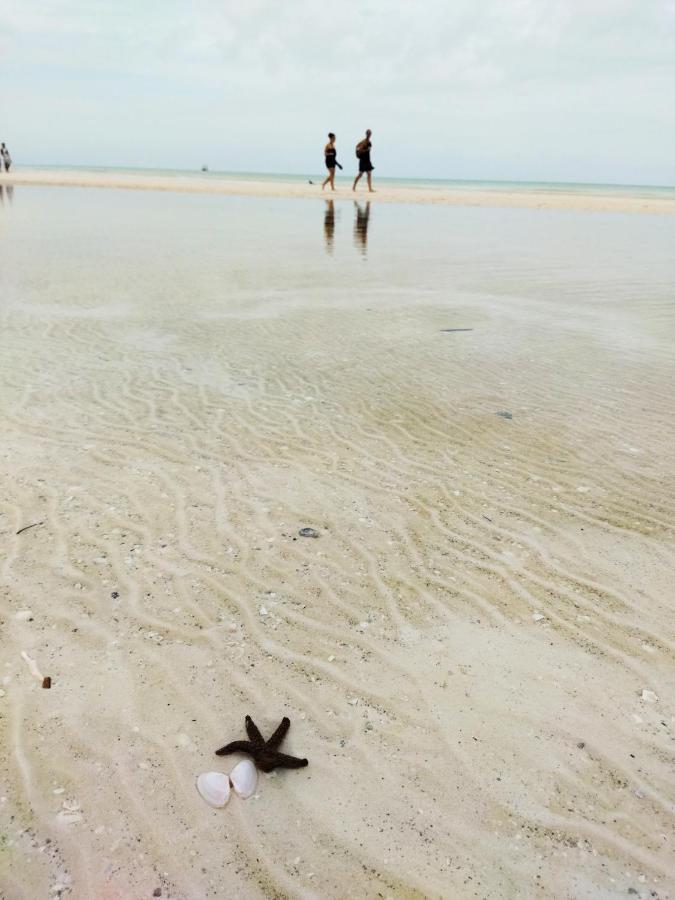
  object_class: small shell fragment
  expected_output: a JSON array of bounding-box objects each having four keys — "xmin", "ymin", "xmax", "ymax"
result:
[
  {"xmin": 229, "ymin": 759, "xmax": 257, "ymax": 799},
  {"xmin": 196, "ymin": 771, "xmax": 231, "ymax": 808},
  {"xmin": 641, "ymin": 689, "xmax": 658, "ymax": 703}
]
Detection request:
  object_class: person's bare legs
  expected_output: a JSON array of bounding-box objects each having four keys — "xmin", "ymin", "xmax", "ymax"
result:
[
  {"xmin": 352, "ymin": 172, "xmax": 363, "ymax": 191},
  {"xmin": 322, "ymin": 169, "xmax": 334, "ymax": 190},
  {"xmin": 367, "ymin": 171, "xmax": 374, "ymax": 192}
]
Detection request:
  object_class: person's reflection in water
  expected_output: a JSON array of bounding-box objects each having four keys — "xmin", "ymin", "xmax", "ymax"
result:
[
  {"xmin": 6, "ymin": 185, "xmax": 13, "ymax": 204},
  {"xmin": 353, "ymin": 201, "xmax": 370, "ymax": 257},
  {"xmin": 323, "ymin": 199, "xmax": 335, "ymax": 254}
]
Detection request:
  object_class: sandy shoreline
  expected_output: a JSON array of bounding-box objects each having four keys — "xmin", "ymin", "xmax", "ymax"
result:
[{"xmin": 2, "ymin": 168, "xmax": 675, "ymax": 213}]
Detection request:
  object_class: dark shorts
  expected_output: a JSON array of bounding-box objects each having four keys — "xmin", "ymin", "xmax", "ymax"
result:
[
  {"xmin": 325, "ymin": 159, "xmax": 335, "ymax": 170},
  {"xmin": 358, "ymin": 154, "xmax": 373, "ymax": 173}
]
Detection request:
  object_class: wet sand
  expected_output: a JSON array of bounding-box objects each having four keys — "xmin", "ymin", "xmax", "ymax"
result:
[
  {"xmin": 0, "ymin": 188, "xmax": 674, "ymax": 899},
  {"xmin": 2, "ymin": 168, "xmax": 675, "ymax": 213}
]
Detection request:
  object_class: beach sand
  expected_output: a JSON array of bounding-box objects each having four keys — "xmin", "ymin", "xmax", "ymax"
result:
[
  {"xmin": 2, "ymin": 168, "xmax": 675, "ymax": 214},
  {"xmin": 0, "ymin": 187, "xmax": 674, "ymax": 899}
]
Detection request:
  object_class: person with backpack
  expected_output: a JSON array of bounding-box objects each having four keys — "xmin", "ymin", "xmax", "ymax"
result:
[{"xmin": 352, "ymin": 129, "xmax": 374, "ymax": 193}]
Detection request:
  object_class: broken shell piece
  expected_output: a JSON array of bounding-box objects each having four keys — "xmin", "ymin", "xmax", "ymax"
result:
[
  {"xmin": 196, "ymin": 771, "xmax": 231, "ymax": 808},
  {"xmin": 641, "ymin": 689, "xmax": 659, "ymax": 703},
  {"xmin": 229, "ymin": 759, "xmax": 257, "ymax": 799}
]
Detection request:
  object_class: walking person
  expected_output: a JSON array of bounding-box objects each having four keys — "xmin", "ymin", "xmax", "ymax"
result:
[
  {"xmin": 352, "ymin": 129, "xmax": 374, "ymax": 192},
  {"xmin": 322, "ymin": 133, "xmax": 342, "ymax": 191},
  {"xmin": 1, "ymin": 143, "xmax": 12, "ymax": 172}
]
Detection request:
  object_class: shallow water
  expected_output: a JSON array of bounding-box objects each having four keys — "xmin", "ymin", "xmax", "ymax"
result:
[{"xmin": 1, "ymin": 187, "xmax": 674, "ymax": 899}]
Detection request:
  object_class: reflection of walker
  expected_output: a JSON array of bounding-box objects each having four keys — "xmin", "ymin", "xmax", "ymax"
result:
[
  {"xmin": 323, "ymin": 200, "xmax": 335, "ymax": 254},
  {"xmin": 353, "ymin": 201, "xmax": 370, "ymax": 256}
]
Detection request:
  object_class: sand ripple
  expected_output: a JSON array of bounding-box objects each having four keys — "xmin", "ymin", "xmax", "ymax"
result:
[{"xmin": 1, "ymin": 190, "xmax": 674, "ymax": 898}]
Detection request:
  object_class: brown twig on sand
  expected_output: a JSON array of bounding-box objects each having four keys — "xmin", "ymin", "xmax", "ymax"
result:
[
  {"xmin": 16, "ymin": 521, "xmax": 44, "ymax": 535},
  {"xmin": 42, "ymin": 677, "xmax": 52, "ymax": 689}
]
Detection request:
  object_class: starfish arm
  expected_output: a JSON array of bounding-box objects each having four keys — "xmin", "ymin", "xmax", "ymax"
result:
[
  {"xmin": 269, "ymin": 752, "xmax": 309, "ymax": 769},
  {"xmin": 266, "ymin": 716, "xmax": 291, "ymax": 750},
  {"xmin": 215, "ymin": 740, "xmax": 254, "ymax": 756},
  {"xmin": 245, "ymin": 715, "xmax": 265, "ymax": 746}
]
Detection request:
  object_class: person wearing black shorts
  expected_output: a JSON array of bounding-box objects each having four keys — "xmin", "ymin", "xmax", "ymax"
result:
[
  {"xmin": 352, "ymin": 129, "xmax": 374, "ymax": 193},
  {"xmin": 322, "ymin": 133, "xmax": 342, "ymax": 191}
]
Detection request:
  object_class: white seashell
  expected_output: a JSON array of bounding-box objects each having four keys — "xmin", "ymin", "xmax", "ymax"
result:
[
  {"xmin": 229, "ymin": 759, "xmax": 257, "ymax": 799},
  {"xmin": 196, "ymin": 771, "xmax": 231, "ymax": 808}
]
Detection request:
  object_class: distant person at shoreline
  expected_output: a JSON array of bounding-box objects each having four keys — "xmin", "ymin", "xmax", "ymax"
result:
[
  {"xmin": 322, "ymin": 133, "xmax": 342, "ymax": 191},
  {"xmin": 1, "ymin": 143, "xmax": 11, "ymax": 172},
  {"xmin": 352, "ymin": 130, "xmax": 374, "ymax": 193}
]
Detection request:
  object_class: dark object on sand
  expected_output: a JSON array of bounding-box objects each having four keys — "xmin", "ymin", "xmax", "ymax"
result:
[
  {"xmin": 16, "ymin": 521, "xmax": 43, "ymax": 535},
  {"xmin": 201, "ymin": 166, "xmax": 208, "ymax": 172},
  {"xmin": 440, "ymin": 328, "xmax": 474, "ymax": 333},
  {"xmin": 42, "ymin": 676, "xmax": 51, "ymax": 689},
  {"xmin": 298, "ymin": 527, "xmax": 320, "ymax": 538},
  {"xmin": 216, "ymin": 715, "xmax": 308, "ymax": 773},
  {"xmin": 308, "ymin": 179, "xmax": 315, "ymax": 185},
  {"xmin": 496, "ymin": 411, "xmax": 513, "ymax": 420}
]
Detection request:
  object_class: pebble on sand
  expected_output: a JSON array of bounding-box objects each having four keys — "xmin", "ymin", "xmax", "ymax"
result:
[{"xmin": 298, "ymin": 527, "xmax": 320, "ymax": 538}]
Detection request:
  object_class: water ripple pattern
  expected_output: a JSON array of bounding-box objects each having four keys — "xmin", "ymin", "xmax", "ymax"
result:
[{"xmin": 0, "ymin": 188, "xmax": 674, "ymax": 899}]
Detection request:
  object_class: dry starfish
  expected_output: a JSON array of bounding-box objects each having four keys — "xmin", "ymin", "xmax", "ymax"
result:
[{"xmin": 216, "ymin": 715, "xmax": 308, "ymax": 773}]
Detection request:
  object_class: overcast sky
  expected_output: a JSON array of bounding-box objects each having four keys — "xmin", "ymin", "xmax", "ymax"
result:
[{"xmin": 1, "ymin": 0, "xmax": 674, "ymax": 184}]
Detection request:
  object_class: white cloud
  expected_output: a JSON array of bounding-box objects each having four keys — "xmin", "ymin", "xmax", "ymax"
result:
[{"xmin": 1, "ymin": 0, "xmax": 674, "ymax": 183}]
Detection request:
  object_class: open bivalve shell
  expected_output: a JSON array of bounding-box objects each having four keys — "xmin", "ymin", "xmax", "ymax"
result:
[
  {"xmin": 229, "ymin": 758, "xmax": 257, "ymax": 799},
  {"xmin": 196, "ymin": 771, "xmax": 231, "ymax": 808}
]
